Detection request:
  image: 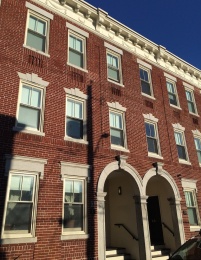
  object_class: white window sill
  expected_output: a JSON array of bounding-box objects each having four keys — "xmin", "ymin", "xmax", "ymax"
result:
[
  {"xmin": 189, "ymin": 112, "xmax": 199, "ymax": 117},
  {"xmin": 179, "ymin": 159, "xmax": 191, "ymax": 165},
  {"xmin": 142, "ymin": 93, "xmax": 156, "ymax": 100},
  {"xmin": 61, "ymin": 234, "xmax": 89, "ymax": 240},
  {"xmin": 170, "ymin": 104, "xmax": 182, "ymax": 110},
  {"xmin": 67, "ymin": 62, "xmax": 88, "ymax": 73},
  {"xmin": 190, "ymin": 226, "xmax": 201, "ymax": 232},
  {"xmin": 13, "ymin": 126, "xmax": 45, "ymax": 136},
  {"xmin": 64, "ymin": 136, "xmax": 88, "ymax": 145},
  {"xmin": 0, "ymin": 237, "xmax": 37, "ymax": 245},
  {"xmin": 148, "ymin": 152, "xmax": 163, "ymax": 160},
  {"xmin": 107, "ymin": 79, "xmax": 124, "ymax": 88},
  {"xmin": 111, "ymin": 145, "xmax": 129, "ymax": 153},
  {"xmin": 23, "ymin": 44, "xmax": 50, "ymax": 58}
]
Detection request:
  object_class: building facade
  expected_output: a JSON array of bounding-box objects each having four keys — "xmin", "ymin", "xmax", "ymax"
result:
[{"xmin": 0, "ymin": 0, "xmax": 201, "ymax": 259}]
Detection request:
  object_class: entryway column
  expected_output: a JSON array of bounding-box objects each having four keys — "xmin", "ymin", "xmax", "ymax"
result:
[
  {"xmin": 97, "ymin": 192, "xmax": 107, "ymax": 260},
  {"xmin": 134, "ymin": 195, "xmax": 152, "ymax": 260},
  {"xmin": 168, "ymin": 197, "xmax": 185, "ymax": 248}
]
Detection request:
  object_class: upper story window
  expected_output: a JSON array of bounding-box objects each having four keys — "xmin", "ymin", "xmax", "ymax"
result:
[
  {"xmin": 185, "ymin": 88, "xmax": 197, "ymax": 114},
  {"xmin": 164, "ymin": 73, "xmax": 179, "ymax": 107},
  {"xmin": 66, "ymin": 23, "xmax": 89, "ymax": 71},
  {"xmin": 24, "ymin": 2, "xmax": 53, "ymax": 55},
  {"xmin": 192, "ymin": 130, "xmax": 201, "ymax": 165},
  {"xmin": 173, "ymin": 123, "xmax": 189, "ymax": 163},
  {"xmin": 143, "ymin": 113, "xmax": 161, "ymax": 158},
  {"xmin": 104, "ymin": 42, "xmax": 123, "ymax": 85},
  {"xmin": 137, "ymin": 59, "xmax": 153, "ymax": 97},
  {"xmin": 14, "ymin": 73, "xmax": 49, "ymax": 136},
  {"xmin": 64, "ymin": 88, "xmax": 88, "ymax": 144},
  {"xmin": 107, "ymin": 102, "xmax": 127, "ymax": 151}
]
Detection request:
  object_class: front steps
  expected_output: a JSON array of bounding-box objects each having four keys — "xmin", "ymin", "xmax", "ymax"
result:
[
  {"xmin": 106, "ymin": 248, "xmax": 134, "ymax": 260},
  {"xmin": 151, "ymin": 245, "xmax": 170, "ymax": 260}
]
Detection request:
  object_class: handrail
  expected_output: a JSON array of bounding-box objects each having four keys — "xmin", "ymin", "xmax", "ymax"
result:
[
  {"xmin": 162, "ymin": 222, "xmax": 174, "ymax": 237},
  {"xmin": 115, "ymin": 223, "xmax": 138, "ymax": 241}
]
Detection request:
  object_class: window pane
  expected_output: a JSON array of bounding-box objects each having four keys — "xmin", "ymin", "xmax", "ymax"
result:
[
  {"xmin": 108, "ymin": 67, "xmax": 119, "ymax": 81},
  {"xmin": 140, "ymin": 69, "xmax": 148, "ymax": 81},
  {"xmin": 29, "ymin": 16, "xmax": 37, "ymax": 31},
  {"xmin": 74, "ymin": 181, "xmax": 82, "ymax": 203},
  {"xmin": 107, "ymin": 54, "xmax": 113, "ymax": 66},
  {"xmin": 167, "ymin": 82, "xmax": 174, "ymax": 93},
  {"xmin": 67, "ymin": 99, "xmax": 74, "ymax": 117},
  {"xmin": 66, "ymin": 118, "xmax": 83, "ymax": 139},
  {"xmin": 21, "ymin": 176, "xmax": 34, "ymax": 201},
  {"xmin": 18, "ymin": 106, "xmax": 40, "ymax": 129},
  {"xmin": 141, "ymin": 81, "xmax": 151, "ymax": 95},
  {"xmin": 111, "ymin": 128, "xmax": 123, "ymax": 146},
  {"xmin": 145, "ymin": 123, "xmax": 155, "ymax": 138},
  {"xmin": 168, "ymin": 93, "xmax": 177, "ymax": 106},
  {"xmin": 9, "ymin": 176, "xmax": 22, "ymax": 201},
  {"xmin": 174, "ymin": 132, "xmax": 182, "ymax": 145},
  {"xmin": 65, "ymin": 180, "xmax": 73, "ymax": 203},
  {"xmin": 177, "ymin": 145, "xmax": 187, "ymax": 160},
  {"xmin": 64, "ymin": 204, "xmax": 83, "ymax": 230},
  {"xmin": 69, "ymin": 50, "xmax": 83, "ymax": 68},
  {"xmin": 74, "ymin": 102, "xmax": 82, "ymax": 119},
  {"xmin": 21, "ymin": 86, "xmax": 31, "ymax": 105},
  {"xmin": 194, "ymin": 138, "xmax": 201, "ymax": 150},
  {"xmin": 187, "ymin": 208, "xmax": 198, "ymax": 226},
  {"xmin": 27, "ymin": 31, "xmax": 45, "ymax": 52},
  {"xmin": 197, "ymin": 151, "xmax": 201, "ymax": 163},
  {"xmin": 185, "ymin": 191, "xmax": 194, "ymax": 207},
  {"xmin": 147, "ymin": 137, "xmax": 158, "ymax": 154},
  {"xmin": 37, "ymin": 19, "xmax": 46, "ymax": 35},
  {"xmin": 75, "ymin": 38, "xmax": 82, "ymax": 52},
  {"xmin": 188, "ymin": 101, "xmax": 195, "ymax": 113},
  {"xmin": 31, "ymin": 88, "xmax": 41, "ymax": 108},
  {"xmin": 186, "ymin": 91, "xmax": 192, "ymax": 101},
  {"xmin": 5, "ymin": 203, "xmax": 32, "ymax": 232}
]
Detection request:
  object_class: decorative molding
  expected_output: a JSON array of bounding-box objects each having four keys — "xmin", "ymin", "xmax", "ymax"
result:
[
  {"xmin": 5, "ymin": 155, "xmax": 47, "ymax": 179},
  {"xmin": 172, "ymin": 123, "xmax": 185, "ymax": 131},
  {"xmin": 183, "ymin": 82, "xmax": 194, "ymax": 90},
  {"xmin": 143, "ymin": 113, "xmax": 158, "ymax": 122},
  {"xmin": 60, "ymin": 161, "xmax": 90, "ymax": 178},
  {"xmin": 107, "ymin": 101, "xmax": 126, "ymax": 111},
  {"xmin": 64, "ymin": 87, "xmax": 87, "ymax": 99},
  {"xmin": 26, "ymin": 1, "xmax": 54, "ymax": 19},
  {"xmin": 66, "ymin": 22, "xmax": 89, "ymax": 38},
  {"xmin": 17, "ymin": 72, "xmax": 49, "ymax": 87},
  {"xmin": 192, "ymin": 129, "xmax": 201, "ymax": 137},
  {"xmin": 164, "ymin": 72, "xmax": 177, "ymax": 82},
  {"xmin": 104, "ymin": 42, "xmax": 123, "ymax": 55},
  {"xmin": 181, "ymin": 178, "xmax": 197, "ymax": 191},
  {"xmin": 137, "ymin": 59, "xmax": 152, "ymax": 70}
]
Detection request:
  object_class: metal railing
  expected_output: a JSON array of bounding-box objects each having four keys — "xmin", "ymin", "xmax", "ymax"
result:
[
  {"xmin": 162, "ymin": 222, "xmax": 174, "ymax": 237},
  {"xmin": 115, "ymin": 223, "xmax": 138, "ymax": 241}
]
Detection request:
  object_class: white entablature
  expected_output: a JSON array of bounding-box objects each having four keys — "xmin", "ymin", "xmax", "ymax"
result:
[{"xmin": 32, "ymin": 0, "xmax": 201, "ymax": 89}]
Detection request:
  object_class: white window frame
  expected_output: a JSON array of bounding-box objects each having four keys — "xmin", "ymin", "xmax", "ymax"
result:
[
  {"xmin": 64, "ymin": 88, "xmax": 88, "ymax": 144},
  {"xmin": 13, "ymin": 73, "xmax": 49, "ymax": 136},
  {"xmin": 107, "ymin": 102, "xmax": 128, "ymax": 151},
  {"xmin": 139, "ymin": 66, "xmax": 154, "ymax": 98},
  {"xmin": 1, "ymin": 154, "xmax": 47, "ymax": 244},
  {"xmin": 164, "ymin": 73, "xmax": 180, "ymax": 108},
  {"xmin": 185, "ymin": 87, "xmax": 198, "ymax": 115},
  {"xmin": 143, "ymin": 114, "xmax": 162, "ymax": 159},
  {"xmin": 106, "ymin": 50, "xmax": 122, "ymax": 85},
  {"xmin": 192, "ymin": 130, "xmax": 201, "ymax": 166},
  {"xmin": 182, "ymin": 178, "xmax": 200, "ymax": 231},
  {"xmin": 173, "ymin": 123, "xmax": 190, "ymax": 164},
  {"xmin": 67, "ymin": 30, "xmax": 87, "ymax": 71},
  {"xmin": 60, "ymin": 162, "xmax": 89, "ymax": 240}
]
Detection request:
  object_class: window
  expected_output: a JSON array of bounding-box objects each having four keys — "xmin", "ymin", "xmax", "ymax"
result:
[
  {"xmin": 60, "ymin": 161, "xmax": 89, "ymax": 239},
  {"xmin": 109, "ymin": 111, "xmax": 124, "ymax": 147},
  {"xmin": 184, "ymin": 190, "xmax": 199, "ymax": 226},
  {"xmin": 66, "ymin": 98, "xmax": 83, "ymax": 139},
  {"xmin": 140, "ymin": 67, "xmax": 152, "ymax": 96},
  {"xmin": 166, "ymin": 81, "xmax": 179, "ymax": 106},
  {"xmin": 185, "ymin": 89, "xmax": 197, "ymax": 114},
  {"xmin": 107, "ymin": 52, "xmax": 121, "ymax": 83},
  {"xmin": 145, "ymin": 122, "xmax": 160, "ymax": 154},
  {"xmin": 68, "ymin": 32, "xmax": 86, "ymax": 69},
  {"xmin": 194, "ymin": 137, "xmax": 201, "ymax": 164},
  {"xmin": 2, "ymin": 172, "xmax": 38, "ymax": 239},
  {"xmin": 174, "ymin": 131, "xmax": 188, "ymax": 161},
  {"xmin": 63, "ymin": 179, "xmax": 84, "ymax": 231},
  {"xmin": 17, "ymin": 84, "xmax": 43, "ymax": 131}
]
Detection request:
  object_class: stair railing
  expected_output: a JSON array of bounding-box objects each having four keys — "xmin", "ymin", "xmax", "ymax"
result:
[
  {"xmin": 162, "ymin": 222, "xmax": 174, "ymax": 237},
  {"xmin": 114, "ymin": 223, "xmax": 138, "ymax": 241}
]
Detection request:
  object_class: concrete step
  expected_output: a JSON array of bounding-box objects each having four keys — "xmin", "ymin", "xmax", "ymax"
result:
[
  {"xmin": 151, "ymin": 245, "xmax": 170, "ymax": 260},
  {"xmin": 152, "ymin": 256, "xmax": 169, "ymax": 260},
  {"xmin": 106, "ymin": 248, "xmax": 133, "ymax": 260},
  {"xmin": 106, "ymin": 248, "xmax": 126, "ymax": 256}
]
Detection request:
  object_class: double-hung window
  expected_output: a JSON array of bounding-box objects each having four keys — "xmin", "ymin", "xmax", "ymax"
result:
[
  {"xmin": 194, "ymin": 138, "xmax": 201, "ymax": 164},
  {"xmin": 69, "ymin": 33, "xmax": 85, "ymax": 68},
  {"xmin": 167, "ymin": 81, "xmax": 179, "ymax": 106},
  {"xmin": 107, "ymin": 52, "xmax": 121, "ymax": 83},
  {"xmin": 174, "ymin": 131, "xmax": 188, "ymax": 161},
  {"xmin": 185, "ymin": 88, "xmax": 197, "ymax": 114},
  {"xmin": 109, "ymin": 111, "xmax": 124, "ymax": 147},
  {"xmin": 2, "ymin": 172, "xmax": 38, "ymax": 239},
  {"xmin": 145, "ymin": 122, "xmax": 159, "ymax": 154},
  {"xmin": 140, "ymin": 67, "xmax": 152, "ymax": 96},
  {"xmin": 184, "ymin": 190, "xmax": 199, "ymax": 226},
  {"xmin": 66, "ymin": 98, "xmax": 83, "ymax": 139}
]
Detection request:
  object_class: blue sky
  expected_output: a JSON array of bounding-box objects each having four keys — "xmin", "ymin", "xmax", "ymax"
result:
[{"xmin": 87, "ymin": 0, "xmax": 201, "ymax": 70}]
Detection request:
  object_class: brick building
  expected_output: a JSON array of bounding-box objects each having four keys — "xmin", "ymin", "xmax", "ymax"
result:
[{"xmin": 0, "ymin": 0, "xmax": 201, "ymax": 259}]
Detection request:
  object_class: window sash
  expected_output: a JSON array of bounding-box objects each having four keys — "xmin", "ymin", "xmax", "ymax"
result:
[
  {"xmin": 140, "ymin": 68, "xmax": 151, "ymax": 95},
  {"xmin": 145, "ymin": 123, "xmax": 159, "ymax": 154},
  {"xmin": 107, "ymin": 53, "xmax": 120, "ymax": 82},
  {"xmin": 186, "ymin": 90, "xmax": 196, "ymax": 113},
  {"xmin": 68, "ymin": 34, "xmax": 85, "ymax": 68},
  {"xmin": 185, "ymin": 191, "xmax": 199, "ymax": 226}
]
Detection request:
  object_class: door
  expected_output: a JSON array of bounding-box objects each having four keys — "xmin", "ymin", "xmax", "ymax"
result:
[{"xmin": 147, "ymin": 196, "xmax": 164, "ymax": 245}]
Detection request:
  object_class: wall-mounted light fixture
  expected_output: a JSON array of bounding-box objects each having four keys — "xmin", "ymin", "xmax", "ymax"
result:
[
  {"xmin": 152, "ymin": 162, "xmax": 158, "ymax": 174},
  {"xmin": 118, "ymin": 186, "xmax": 122, "ymax": 195}
]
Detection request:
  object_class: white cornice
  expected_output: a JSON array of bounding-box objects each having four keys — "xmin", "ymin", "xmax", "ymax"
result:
[
  {"xmin": 32, "ymin": 0, "xmax": 201, "ymax": 89},
  {"xmin": 107, "ymin": 102, "xmax": 126, "ymax": 112},
  {"xmin": 143, "ymin": 113, "xmax": 158, "ymax": 122}
]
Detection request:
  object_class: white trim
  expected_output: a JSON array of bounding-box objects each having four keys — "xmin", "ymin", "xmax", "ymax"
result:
[
  {"xmin": 148, "ymin": 152, "xmax": 163, "ymax": 160},
  {"xmin": 107, "ymin": 101, "xmax": 126, "ymax": 111},
  {"xmin": 17, "ymin": 72, "xmax": 49, "ymax": 87},
  {"xmin": 5, "ymin": 155, "xmax": 47, "ymax": 179},
  {"xmin": 181, "ymin": 178, "xmax": 197, "ymax": 190},
  {"xmin": 64, "ymin": 88, "xmax": 87, "ymax": 100},
  {"xmin": 13, "ymin": 127, "xmax": 45, "ymax": 137},
  {"xmin": 60, "ymin": 161, "xmax": 90, "ymax": 178},
  {"xmin": 25, "ymin": 1, "xmax": 54, "ymax": 20},
  {"xmin": 23, "ymin": 45, "xmax": 50, "ymax": 58},
  {"xmin": 172, "ymin": 123, "xmax": 185, "ymax": 131},
  {"xmin": 142, "ymin": 93, "xmax": 156, "ymax": 100},
  {"xmin": 143, "ymin": 113, "xmax": 158, "ymax": 122},
  {"xmin": 137, "ymin": 59, "xmax": 152, "ymax": 70},
  {"xmin": 192, "ymin": 129, "xmax": 201, "ymax": 137},
  {"xmin": 104, "ymin": 42, "xmax": 123, "ymax": 55},
  {"xmin": 61, "ymin": 234, "xmax": 89, "ymax": 240},
  {"xmin": 164, "ymin": 72, "xmax": 177, "ymax": 82},
  {"xmin": 183, "ymin": 82, "xmax": 194, "ymax": 90},
  {"xmin": 179, "ymin": 159, "xmax": 191, "ymax": 165},
  {"xmin": 1, "ymin": 237, "xmax": 37, "ymax": 245},
  {"xmin": 66, "ymin": 22, "xmax": 89, "ymax": 38}
]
